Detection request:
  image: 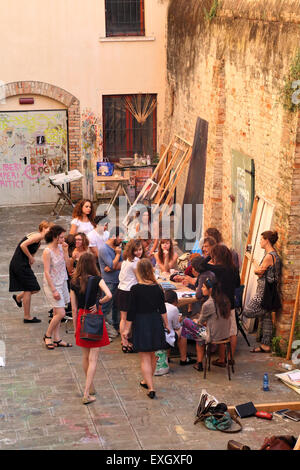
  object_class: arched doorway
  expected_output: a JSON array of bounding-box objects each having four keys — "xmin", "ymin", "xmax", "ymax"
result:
[{"xmin": 0, "ymin": 81, "xmax": 81, "ymax": 205}]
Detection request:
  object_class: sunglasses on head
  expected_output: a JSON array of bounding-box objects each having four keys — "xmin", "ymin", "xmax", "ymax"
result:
[{"xmin": 204, "ymin": 277, "xmax": 216, "ymax": 289}]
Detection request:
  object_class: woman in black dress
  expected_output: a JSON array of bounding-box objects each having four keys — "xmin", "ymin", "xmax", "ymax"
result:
[
  {"xmin": 9, "ymin": 220, "xmax": 51, "ymax": 323},
  {"xmin": 124, "ymin": 258, "xmax": 170, "ymax": 399}
]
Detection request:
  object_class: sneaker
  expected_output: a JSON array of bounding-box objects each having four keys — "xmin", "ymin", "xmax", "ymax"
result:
[
  {"xmin": 154, "ymin": 367, "xmax": 169, "ymax": 376},
  {"xmin": 105, "ymin": 323, "xmax": 119, "ymax": 338},
  {"xmin": 179, "ymin": 357, "xmax": 197, "ymax": 366}
]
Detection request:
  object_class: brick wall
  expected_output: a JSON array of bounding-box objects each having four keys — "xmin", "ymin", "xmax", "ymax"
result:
[{"xmin": 163, "ymin": 0, "xmax": 300, "ymax": 340}]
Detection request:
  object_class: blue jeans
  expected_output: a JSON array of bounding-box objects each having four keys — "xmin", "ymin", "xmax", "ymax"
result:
[{"xmin": 101, "ymin": 282, "xmax": 120, "ymax": 331}]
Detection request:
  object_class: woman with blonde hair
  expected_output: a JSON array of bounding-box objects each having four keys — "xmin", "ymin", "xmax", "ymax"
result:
[
  {"xmin": 69, "ymin": 199, "xmax": 96, "ymax": 235},
  {"xmin": 9, "ymin": 220, "xmax": 51, "ymax": 323},
  {"xmin": 70, "ymin": 253, "xmax": 111, "ymax": 404},
  {"xmin": 123, "ymin": 258, "xmax": 170, "ymax": 399}
]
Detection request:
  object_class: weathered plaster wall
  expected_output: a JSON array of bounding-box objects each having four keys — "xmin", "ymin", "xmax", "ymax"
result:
[{"xmin": 164, "ymin": 0, "xmax": 300, "ymax": 339}]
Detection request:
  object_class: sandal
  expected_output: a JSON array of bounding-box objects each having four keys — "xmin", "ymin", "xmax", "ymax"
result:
[
  {"xmin": 121, "ymin": 345, "xmax": 128, "ymax": 353},
  {"xmin": 43, "ymin": 334, "xmax": 55, "ymax": 350},
  {"xmin": 250, "ymin": 346, "xmax": 271, "ymax": 353},
  {"xmin": 140, "ymin": 381, "xmax": 148, "ymax": 389},
  {"xmin": 126, "ymin": 344, "xmax": 136, "ymax": 353},
  {"xmin": 82, "ymin": 396, "xmax": 96, "ymax": 405},
  {"xmin": 53, "ymin": 340, "xmax": 72, "ymax": 348}
]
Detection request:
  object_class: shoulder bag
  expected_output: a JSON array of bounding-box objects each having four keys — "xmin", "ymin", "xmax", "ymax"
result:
[
  {"xmin": 80, "ymin": 276, "xmax": 104, "ymax": 341},
  {"xmin": 261, "ymin": 254, "xmax": 281, "ymax": 311}
]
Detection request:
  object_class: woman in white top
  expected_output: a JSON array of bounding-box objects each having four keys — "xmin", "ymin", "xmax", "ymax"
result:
[
  {"xmin": 69, "ymin": 199, "xmax": 96, "ymax": 235},
  {"xmin": 117, "ymin": 239, "xmax": 145, "ymax": 353},
  {"xmin": 43, "ymin": 225, "xmax": 72, "ymax": 350}
]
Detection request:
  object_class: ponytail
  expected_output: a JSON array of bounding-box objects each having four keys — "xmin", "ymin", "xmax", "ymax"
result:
[{"xmin": 45, "ymin": 225, "xmax": 66, "ymax": 244}]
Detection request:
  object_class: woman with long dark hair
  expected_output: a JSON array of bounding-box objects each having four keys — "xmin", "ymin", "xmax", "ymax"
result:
[
  {"xmin": 69, "ymin": 199, "xmax": 96, "ymax": 235},
  {"xmin": 70, "ymin": 253, "xmax": 111, "ymax": 405},
  {"xmin": 9, "ymin": 220, "xmax": 51, "ymax": 323},
  {"xmin": 154, "ymin": 239, "xmax": 178, "ymax": 273},
  {"xmin": 42, "ymin": 225, "xmax": 72, "ymax": 349},
  {"xmin": 243, "ymin": 231, "xmax": 281, "ymax": 353},
  {"xmin": 203, "ymin": 244, "xmax": 240, "ymax": 366},
  {"xmin": 117, "ymin": 239, "xmax": 145, "ymax": 353},
  {"xmin": 123, "ymin": 258, "xmax": 170, "ymax": 399},
  {"xmin": 181, "ymin": 277, "xmax": 232, "ymax": 371}
]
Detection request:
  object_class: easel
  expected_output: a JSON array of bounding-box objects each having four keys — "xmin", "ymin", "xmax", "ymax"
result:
[
  {"xmin": 122, "ymin": 135, "xmax": 192, "ymax": 226},
  {"xmin": 96, "ymin": 175, "xmax": 131, "ymax": 215},
  {"xmin": 49, "ymin": 170, "xmax": 83, "ymax": 217}
]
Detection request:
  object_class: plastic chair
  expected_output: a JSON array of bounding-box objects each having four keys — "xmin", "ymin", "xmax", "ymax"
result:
[{"xmin": 203, "ymin": 338, "xmax": 234, "ymax": 380}]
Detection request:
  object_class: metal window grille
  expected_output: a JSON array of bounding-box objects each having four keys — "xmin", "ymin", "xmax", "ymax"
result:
[
  {"xmin": 105, "ymin": 0, "xmax": 145, "ymax": 36},
  {"xmin": 103, "ymin": 95, "xmax": 157, "ymax": 162}
]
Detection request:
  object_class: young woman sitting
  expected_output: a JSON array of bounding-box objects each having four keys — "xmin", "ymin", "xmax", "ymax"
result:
[
  {"xmin": 181, "ymin": 277, "xmax": 232, "ymax": 372},
  {"xmin": 154, "ymin": 239, "xmax": 178, "ymax": 273}
]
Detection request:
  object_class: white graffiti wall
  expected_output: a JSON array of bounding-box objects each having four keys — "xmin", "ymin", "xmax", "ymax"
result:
[{"xmin": 0, "ymin": 110, "xmax": 68, "ymax": 205}]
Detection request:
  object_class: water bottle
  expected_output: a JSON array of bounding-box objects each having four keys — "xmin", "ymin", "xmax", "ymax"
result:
[
  {"xmin": 278, "ymin": 362, "xmax": 293, "ymax": 371},
  {"xmin": 155, "ymin": 267, "xmax": 160, "ymax": 279},
  {"xmin": 263, "ymin": 373, "xmax": 270, "ymax": 391}
]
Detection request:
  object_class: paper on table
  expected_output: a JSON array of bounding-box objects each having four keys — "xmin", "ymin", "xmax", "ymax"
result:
[
  {"xmin": 177, "ymin": 291, "xmax": 196, "ymax": 299},
  {"xmin": 288, "ymin": 370, "xmax": 300, "ymax": 383}
]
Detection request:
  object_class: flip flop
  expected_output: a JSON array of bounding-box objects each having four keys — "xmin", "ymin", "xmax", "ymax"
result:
[
  {"xmin": 250, "ymin": 346, "xmax": 271, "ymax": 353},
  {"xmin": 82, "ymin": 396, "xmax": 96, "ymax": 405}
]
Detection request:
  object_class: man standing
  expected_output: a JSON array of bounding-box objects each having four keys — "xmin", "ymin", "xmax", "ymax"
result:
[{"xmin": 98, "ymin": 226, "xmax": 124, "ymax": 338}]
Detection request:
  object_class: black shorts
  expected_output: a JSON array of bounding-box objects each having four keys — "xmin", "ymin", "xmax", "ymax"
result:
[{"xmin": 117, "ymin": 288, "xmax": 131, "ymax": 312}]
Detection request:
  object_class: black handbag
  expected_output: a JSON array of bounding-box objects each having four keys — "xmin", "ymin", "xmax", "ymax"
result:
[
  {"xmin": 80, "ymin": 276, "xmax": 104, "ymax": 341},
  {"xmin": 261, "ymin": 254, "xmax": 281, "ymax": 311}
]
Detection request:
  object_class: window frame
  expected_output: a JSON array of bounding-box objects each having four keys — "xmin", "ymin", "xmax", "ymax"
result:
[
  {"xmin": 105, "ymin": 0, "xmax": 145, "ymax": 37},
  {"xmin": 102, "ymin": 94, "xmax": 157, "ymax": 162}
]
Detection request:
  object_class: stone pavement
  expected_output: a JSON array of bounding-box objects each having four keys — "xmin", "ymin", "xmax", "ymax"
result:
[{"xmin": 0, "ymin": 205, "xmax": 299, "ymax": 450}]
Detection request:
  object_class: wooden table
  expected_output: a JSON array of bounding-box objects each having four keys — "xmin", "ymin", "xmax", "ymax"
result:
[
  {"xmin": 158, "ymin": 273, "xmax": 199, "ymax": 308},
  {"xmin": 96, "ymin": 175, "xmax": 131, "ymax": 215}
]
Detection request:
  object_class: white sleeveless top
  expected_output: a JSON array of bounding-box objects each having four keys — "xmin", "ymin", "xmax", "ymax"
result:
[{"xmin": 44, "ymin": 245, "xmax": 68, "ymax": 286}]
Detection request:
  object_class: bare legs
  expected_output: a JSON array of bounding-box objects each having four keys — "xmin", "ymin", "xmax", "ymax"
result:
[
  {"xmin": 120, "ymin": 311, "xmax": 128, "ymax": 348},
  {"xmin": 139, "ymin": 351, "xmax": 156, "ymax": 392},
  {"xmin": 44, "ymin": 307, "xmax": 71, "ymax": 347},
  {"xmin": 16, "ymin": 291, "xmax": 38, "ymax": 320},
  {"xmin": 82, "ymin": 347, "xmax": 100, "ymax": 402}
]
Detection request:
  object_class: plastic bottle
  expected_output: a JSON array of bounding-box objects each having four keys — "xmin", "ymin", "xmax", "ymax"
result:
[
  {"xmin": 263, "ymin": 373, "xmax": 270, "ymax": 391},
  {"xmin": 278, "ymin": 362, "xmax": 293, "ymax": 371},
  {"xmin": 155, "ymin": 267, "xmax": 160, "ymax": 279}
]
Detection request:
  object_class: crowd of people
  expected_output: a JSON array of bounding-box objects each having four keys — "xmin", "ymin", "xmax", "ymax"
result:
[{"xmin": 9, "ymin": 198, "xmax": 282, "ymax": 404}]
